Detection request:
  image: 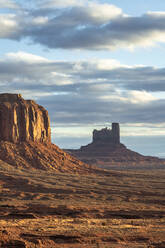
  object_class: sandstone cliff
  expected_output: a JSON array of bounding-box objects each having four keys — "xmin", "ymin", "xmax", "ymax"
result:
[
  {"xmin": 0, "ymin": 94, "xmax": 51, "ymax": 143},
  {"xmin": 0, "ymin": 93, "xmax": 95, "ymax": 173}
]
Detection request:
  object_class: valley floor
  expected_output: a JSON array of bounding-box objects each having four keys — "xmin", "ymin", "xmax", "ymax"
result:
[{"xmin": 0, "ymin": 162, "xmax": 165, "ymax": 247}]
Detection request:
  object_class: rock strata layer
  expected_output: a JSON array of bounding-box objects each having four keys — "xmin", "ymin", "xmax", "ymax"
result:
[{"xmin": 0, "ymin": 93, "xmax": 51, "ymax": 143}]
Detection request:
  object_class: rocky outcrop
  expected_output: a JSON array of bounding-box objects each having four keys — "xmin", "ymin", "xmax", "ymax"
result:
[
  {"xmin": 0, "ymin": 141, "xmax": 95, "ymax": 173},
  {"xmin": 93, "ymin": 123, "xmax": 120, "ymax": 144},
  {"xmin": 0, "ymin": 93, "xmax": 51, "ymax": 143},
  {"xmin": 66, "ymin": 123, "xmax": 165, "ymax": 168},
  {"xmin": 0, "ymin": 93, "xmax": 96, "ymax": 173}
]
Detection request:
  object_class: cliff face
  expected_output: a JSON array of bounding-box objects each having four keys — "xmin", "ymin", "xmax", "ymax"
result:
[
  {"xmin": 93, "ymin": 123, "xmax": 120, "ymax": 144},
  {"xmin": 0, "ymin": 94, "xmax": 51, "ymax": 143},
  {"xmin": 0, "ymin": 93, "xmax": 95, "ymax": 173}
]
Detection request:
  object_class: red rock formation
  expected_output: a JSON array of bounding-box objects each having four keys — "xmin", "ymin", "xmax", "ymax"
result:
[
  {"xmin": 0, "ymin": 94, "xmax": 51, "ymax": 143},
  {"xmin": 0, "ymin": 93, "xmax": 96, "ymax": 173},
  {"xmin": 0, "ymin": 141, "xmax": 95, "ymax": 173},
  {"xmin": 93, "ymin": 123, "xmax": 120, "ymax": 144},
  {"xmin": 66, "ymin": 124, "xmax": 165, "ymax": 168}
]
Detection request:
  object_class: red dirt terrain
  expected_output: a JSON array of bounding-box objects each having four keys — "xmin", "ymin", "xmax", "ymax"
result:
[
  {"xmin": 0, "ymin": 94, "xmax": 164, "ymax": 247},
  {"xmin": 0, "ymin": 162, "xmax": 165, "ymax": 248},
  {"xmin": 0, "ymin": 140, "xmax": 95, "ymax": 173}
]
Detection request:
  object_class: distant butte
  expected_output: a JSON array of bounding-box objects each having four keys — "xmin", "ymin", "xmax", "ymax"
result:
[
  {"xmin": 0, "ymin": 93, "xmax": 95, "ymax": 173},
  {"xmin": 66, "ymin": 123, "xmax": 165, "ymax": 168}
]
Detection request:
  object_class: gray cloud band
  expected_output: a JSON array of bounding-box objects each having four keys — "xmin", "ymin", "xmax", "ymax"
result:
[
  {"xmin": 0, "ymin": 53, "xmax": 165, "ymax": 125},
  {"xmin": 1, "ymin": 3, "xmax": 165, "ymax": 50}
]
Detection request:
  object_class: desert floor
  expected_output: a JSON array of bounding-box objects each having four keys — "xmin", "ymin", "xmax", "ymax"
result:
[{"xmin": 0, "ymin": 161, "xmax": 165, "ymax": 248}]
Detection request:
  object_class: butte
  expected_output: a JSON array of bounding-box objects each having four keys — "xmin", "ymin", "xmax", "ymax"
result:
[
  {"xmin": 66, "ymin": 123, "xmax": 165, "ymax": 168},
  {"xmin": 0, "ymin": 93, "xmax": 94, "ymax": 173}
]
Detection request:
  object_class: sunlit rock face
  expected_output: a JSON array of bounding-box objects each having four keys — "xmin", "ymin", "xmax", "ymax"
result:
[
  {"xmin": 0, "ymin": 93, "xmax": 94, "ymax": 172},
  {"xmin": 0, "ymin": 93, "xmax": 51, "ymax": 143}
]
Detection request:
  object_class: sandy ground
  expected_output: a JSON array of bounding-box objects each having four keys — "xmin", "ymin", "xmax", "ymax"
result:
[{"xmin": 0, "ymin": 161, "xmax": 165, "ymax": 247}]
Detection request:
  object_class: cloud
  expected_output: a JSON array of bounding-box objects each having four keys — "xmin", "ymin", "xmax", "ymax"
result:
[
  {"xmin": 0, "ymin": 51, "xmax": 165, "ymax": 127},
  {"xmin": 99, "ymin": 90, "xmax": 156, "ymax": 104},
  {"xmin": 1, "ymin": 1, "xmax": 165, "ymax": 50},
  {"xmin": 31, "ymin": 16, "xmax": 49, "ymax": 25},
  {"xmin": 0, "ymin": 14, "xmax": 20, "ymax": 39},
  {"xmin": 38, "ymin": 0, "xmax": 122, "ymax": 21},
  {"xmin": 0, "ymin": 0, "xmax": 19, "ymax": 9},
  {"xmin": 39, "ymin": 93, "xmax": 165, "ymax": 126},
  {"xmin": 39, "ymin": 0, "xmax": 86, "ymax": 8},
  {"xmin": 22, "ymin": 8, "xmax": 165, "ymax": 50},
  {"xmin": 6, "ymin": 51, "xmax": 50, "ymax": 63},
  {"xmin": 124, "ymin": 90, "xmax": 156, "ymax": 104},
  {"xmin": 0, "ymin": 52, "xmax": 165, "ymax": 92}
]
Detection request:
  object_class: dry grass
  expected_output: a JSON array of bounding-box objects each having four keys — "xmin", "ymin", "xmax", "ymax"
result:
[{"xmin": 0, "ymin": 161, "xmax": 165, "ymax": 247}]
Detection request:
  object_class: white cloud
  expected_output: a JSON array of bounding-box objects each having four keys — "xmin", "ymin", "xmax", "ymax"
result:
[
  {"xmin": 89, "ymin": 59, "xmax": 122, "ymax": 70},
  {"xmin": 86, "ymin": 2, "xmax": 122, "ymax": 23},
  {"xmin": 0, "ymin": 14, "xmax": 19, "ymax": 38},
  {"xmin": 121, "ymin": 122, "xmax": 165, "ymax": 136},
  {"xmin": 146, "ymin": 11, "xmax": 165, "ymax": 18},
  {"xmin": 98, "ymin": 90, "xmax": 156, "ymax": 104},
  {"xmin": 32, "ymin": 16, "xmax": 49, "ymax": 25},
  {"xmin": 6, "ymin": 51, "xmax": 50, "ymax": 64},
  {"xmin": 0, "ymin": 0, "xmax": 19, "ymax": 9},
  {"xmin": 126, "ymin": 90, "xmax": 156, "ymax": 104}
]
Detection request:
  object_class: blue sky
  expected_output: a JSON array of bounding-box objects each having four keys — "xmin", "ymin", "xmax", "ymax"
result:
[
  {"xmin": 105, "ymin": 0, "xmax": 165, "ymax": 15},
  {"xmin": 0, "ymin": 0, "xmax": 165, "ymax": 157}
]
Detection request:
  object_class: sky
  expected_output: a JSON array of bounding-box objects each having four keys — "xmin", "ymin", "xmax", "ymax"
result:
[{"xmin": 0, "ymin": 0, "xmax": 165, "ymax": 157}]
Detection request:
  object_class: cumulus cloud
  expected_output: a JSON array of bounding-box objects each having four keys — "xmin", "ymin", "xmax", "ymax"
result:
[{"xmin": 1, "ymin": 1, "xmax": 165, "ymax": 50}]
